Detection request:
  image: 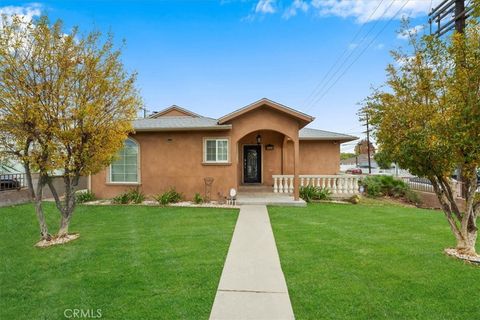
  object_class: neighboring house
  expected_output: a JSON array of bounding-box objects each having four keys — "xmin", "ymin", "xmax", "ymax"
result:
[
  {"xmin": 340, "ymin": 154, "xmax": 378, "ymax": 171},
  {"xmin": 90, "ymin": 98, "xmax": 357, "ymax": 200}
]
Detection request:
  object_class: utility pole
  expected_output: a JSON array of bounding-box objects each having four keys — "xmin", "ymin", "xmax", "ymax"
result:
[
  {"xmin": 140, "ymin": 107, "xmax": 148, "ymax": 118},
  {"xmin": 455, "ymin": 0, "xmax": 466, "ymax": 33},
  {"xmin": 366, "ymin": 113, "xmax": 372, "ymax": 174},
  {"xmin": 429, "ymin": 0, "xmax": 470, "ymax": 37},
  {"xmin": 429, "ymin": 0, "xmax": 470, "ymax": 192},
  {"xmin": 357, "ymin": 106, "xmax": 372, "ymax": 174}
]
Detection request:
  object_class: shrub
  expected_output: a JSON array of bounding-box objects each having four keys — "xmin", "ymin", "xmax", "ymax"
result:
[
  {"xmin": 360, "ymin": 175, "xmax": 420, "ymax": 204},
  {"xmin": 360, "ymin": 176, "xmax": 383, "ymax": 197},
  {"xmin": 112, "ymin": 192, "xmax": 130, "ymax": 204},
  {"xmin": 155, "ymin": 188, "xmax": 183, "ymax": 205},
  {"xmin": 300, "ymin": 185, "xmax": 316, "ymax": 203},
  {"xmin": 193, "ymin": 192, "xmax": 204, "ymax": 204},
  {"xmin": 299, "ymin": 185, "xmax": 331, "ymax": 203},
  {"xmin": 127, "ymin": 188, "xmax": 145, "ymax": 204},
  {"xmin": 405, "ymin": 189, "xmax": 421, "ymax": 205},
  {"xmin": 76, "ymin": 190, "xmax": 96, "ymax": 203},
  {"xmin": 112, "ymin": 187, "xmax": 145, "ymax": 204},
  {"xmin": 316, "ymin": 187, "xmax": 332, "ymax": 200}
]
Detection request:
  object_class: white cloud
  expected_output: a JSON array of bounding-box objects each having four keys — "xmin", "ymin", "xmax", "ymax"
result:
[
  {"xmin": 397, "ymin": 24, "xmax": 425, "ymax": 40},
  {"xmin": 283, "ymin": 0, "xmax": 309, "ymax": 19},
  {"xmin": 244, "ymin": 0, "xmax": 442, "ymax": 23},
  {"xmin": 0, "ymin": 3, "xmax": 42, "ymax": 22},
  {"xmin": 397, "ymin": 54, "xmax": 415, "ymax": 66},
  {"xmin": 0, "ymin": 4, "xmax": 42, "ymax": 53},
  {"xmin": 256, "ymin": 0, "xmax": 277, "ymax": 14},
  {"xmin": 375, "ymin": 43, "xmax": 385, "ymax": 50},
  {"xmin": 310, "ymin": 0, "xmax": 442, "ymax": 23}
]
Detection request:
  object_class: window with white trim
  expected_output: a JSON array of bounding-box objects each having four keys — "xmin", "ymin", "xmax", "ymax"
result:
[
  {"xmin": 204, "ymin": 138, "xmax": 229, "ymax": 163},
  {"xmin": 109, "ymin": 138, "xmax": 139, "ymax": 183}
]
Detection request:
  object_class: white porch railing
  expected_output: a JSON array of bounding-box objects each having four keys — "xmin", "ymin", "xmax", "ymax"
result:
[
  {"xmin": 300, "ymin": 175, "xmax": 360, "ymax": 195},
  {"xmin": 272, "ymin": 174, "xmax": 360, "ymax": 195},
  {"xmin": 272, "ymin": 175, "xmax": 294, "ymax": 193}
]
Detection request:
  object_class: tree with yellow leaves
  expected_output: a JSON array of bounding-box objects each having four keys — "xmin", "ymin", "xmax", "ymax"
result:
[
  {"xmin": 0, "ymin": 15, "xmax": 141, "ymax": 242},
  {"xmin": 364, "ymin": 13, "xmax": 480, "ymax": 259}
]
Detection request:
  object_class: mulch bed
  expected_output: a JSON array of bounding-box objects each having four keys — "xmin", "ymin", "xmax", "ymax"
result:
[
  {"xmin": 444, "ymin": 248, "xmax": 480, "ymax": 265},
  {"xmin": 35, "ymin": 233, "xmax": 80, "ymax": 248}
]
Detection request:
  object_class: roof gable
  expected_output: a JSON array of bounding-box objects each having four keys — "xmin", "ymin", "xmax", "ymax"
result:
[
  {"xmin": 218, "ymin": 98, "xmax": 314, "ymax": 127},
  {"xmin": 149, "ymin": 105, "xmax": 201, "ymax": 118}
]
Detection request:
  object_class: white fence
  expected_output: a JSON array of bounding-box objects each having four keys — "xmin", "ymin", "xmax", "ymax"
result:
[
  {"xmin": 400, "ymin": 177, "xmax": 435, "ymax": 193},
  {"xmin": 400, "ymin": 177, "xmax": 479, "ymax": 198},
  {"xmin": 272, "ymin": 174, "xmax": 360, "ymax": 195}
]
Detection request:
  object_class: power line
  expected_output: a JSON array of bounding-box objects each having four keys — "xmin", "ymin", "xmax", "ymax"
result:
[
  {"xmin": 306, "ymin": 0, "xmax": 411, "ymax": 111},
  {"xmin": 302, "ymin": 0, "xmax": 388, "ymax": 109}
]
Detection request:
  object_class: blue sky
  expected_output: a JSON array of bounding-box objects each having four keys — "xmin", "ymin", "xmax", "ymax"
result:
[{"xmin": 1, "ymin": 0, "xmax": 439, "ymax": 152}]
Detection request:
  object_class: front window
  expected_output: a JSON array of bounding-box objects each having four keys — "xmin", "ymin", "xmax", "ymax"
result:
[
  {"xmin": 204, "ymin": 138, "xmax": 229, "ymax": 163},
  {"xmin": 109, "ymin": 138, "xmax": 139, "ymax": 183}
]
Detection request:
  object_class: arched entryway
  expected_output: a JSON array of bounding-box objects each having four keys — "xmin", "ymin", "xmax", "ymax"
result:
[{"xmin": 237, "ymin": 130, "xmax": 296, "ymax": 191}]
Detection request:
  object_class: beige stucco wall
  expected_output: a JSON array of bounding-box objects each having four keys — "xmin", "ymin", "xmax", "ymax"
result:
[
  {"xmin": 90, "ymin": 103, "xmax": 342, "ymax": 199},
  {"xmin": 299, "ymin": 140, "xmax": 340, "ymax": 174},
  {"xmin": 91, "ymin": 130, "xmax": 236, "ymax": 200}
]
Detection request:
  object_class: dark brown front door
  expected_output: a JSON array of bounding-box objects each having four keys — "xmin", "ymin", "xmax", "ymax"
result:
[{"xmin": 243, "ymin": 145, "xmax": 261, "ymax": 183}]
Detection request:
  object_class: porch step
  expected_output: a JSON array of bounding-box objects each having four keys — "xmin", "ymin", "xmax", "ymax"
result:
[{"xmin": 236, "ymin": 192, "xmax": 306, "ymax": 207}]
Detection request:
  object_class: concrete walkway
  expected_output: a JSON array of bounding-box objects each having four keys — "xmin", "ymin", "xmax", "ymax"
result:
[{"xmin": 210, "ymin": 205, "xmax": 294, "ymax": 320}]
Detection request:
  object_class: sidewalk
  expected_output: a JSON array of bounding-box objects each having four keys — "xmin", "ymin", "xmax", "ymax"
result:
[{"xmin": 210, "ymin": 205, "xmax": 294, "ymax": 320}]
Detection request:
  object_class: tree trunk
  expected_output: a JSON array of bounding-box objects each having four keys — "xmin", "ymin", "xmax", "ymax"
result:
[
  {"xmin": 430, "ymin": 174, "xmax": 478, "ymax": 257},
  {"xmin": 24, "ymin": 164, "xmax": 51, "ymax": 240},
  {"xmin": 57, "ymin": 214, "xmax": 71, "ymax": 237},
  {"xmin": 456, "ymin": 230, "xmax": 477, "ymax": 256},
  {"xmin": 47, "ymin": 173, "xmax": 79, "ymax": 238}
]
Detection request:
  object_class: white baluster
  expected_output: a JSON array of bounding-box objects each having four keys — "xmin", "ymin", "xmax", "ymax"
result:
[
  {"xmin": 300, "ymin": 177, "xmax": 305, "ymax": 187},
  {"xmin": 273, "ymin": 177, "xmax": 278, "ymax": 193},
  {"xmin": 321, "ymin": 177, "xmax": 325, "ymax": 189},
  {"xmin": 332, "ymin": 177, "xmax": 337, "ymax": 194},
  {"xmin": 279, "ymin": 177, "xmax": 284, "ymax": 193},
  {"xmin": 316, "ymin": 177, "xmax": 321, "ymax": 188},
  {"xmin": 289, "ymin": 177, "xmax": 294, "ymax": 193},
  {"xmin": 338, "ymin": 178, "xmax": 343, "ymax": 194}
]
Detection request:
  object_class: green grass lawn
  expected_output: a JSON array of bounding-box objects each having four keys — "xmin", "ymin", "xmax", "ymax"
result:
[
  {"xmin": 269, "ymin": 201, "xmax": 479, "ymax": 320},
  {"xmin": 0, "ymin": 203, "xmax": 238, "ymax": 320}
]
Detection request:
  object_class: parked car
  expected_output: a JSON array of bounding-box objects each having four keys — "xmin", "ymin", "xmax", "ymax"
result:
[
  {"xmin": 346, "ymin": 168, "xmax": 362, "ymax": 175},
  {"xmin": 0, "ymin": 177, "xmax": 21, "ymax": 191}
]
